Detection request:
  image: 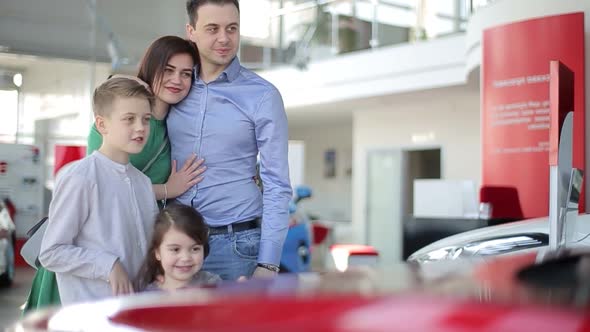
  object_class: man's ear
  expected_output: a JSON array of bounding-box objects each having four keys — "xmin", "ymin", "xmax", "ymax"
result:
[
  {"xmin": 95, "ymin": 115, "xmax": 108, "ymax": 135},
  {"xmin": 186, "ymin": 23, "xmax": 195, "ymax": 40}
]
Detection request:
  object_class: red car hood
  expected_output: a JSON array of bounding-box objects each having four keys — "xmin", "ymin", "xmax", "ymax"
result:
[{"xmin": 12, "ymin": 253, "xmax": 590, "ymax": 332}]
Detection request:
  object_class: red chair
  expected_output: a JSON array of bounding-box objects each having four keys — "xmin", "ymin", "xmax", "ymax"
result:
[
  {"xmin": 329, "ymin": 244, "xmax": 379, "ymax": 272},
  {"xmin": 479, "ymin": 186, "xmax": 524, "ymax": 223}
]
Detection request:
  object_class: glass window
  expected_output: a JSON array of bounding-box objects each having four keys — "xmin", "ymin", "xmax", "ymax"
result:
[
  {"xmin": 241, "ymin": 0, "xmax": 272, "ymax": 39},
  {"xmin": 381, "ymin": 0, "xmax": 418, "ymax": 9},
  {"xmin": 432, "ymin": 0, "xmax": 456, "ymax": 17},
  {"xmin": 0, "ymin": 90, "xmax": 18, "ymax": 143}
]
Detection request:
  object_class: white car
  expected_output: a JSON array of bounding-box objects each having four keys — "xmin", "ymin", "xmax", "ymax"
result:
[
  {"xmin": 407, "ymin": 214, "xmax": 590, "ymax": 266},
  {"xmin": 0, "ymin": 200, "xmax": 15, "ymax": 287}
]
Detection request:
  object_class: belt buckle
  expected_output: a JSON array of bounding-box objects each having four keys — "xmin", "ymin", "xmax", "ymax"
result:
[{"xmin": 208, "ymin": 225, "xmax": 228, "ymax": 236}]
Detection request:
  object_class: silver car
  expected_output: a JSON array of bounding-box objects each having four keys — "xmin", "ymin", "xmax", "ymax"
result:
[{"xmin": 407, "ymin": 214, "xmax": 590, "ymax": 267}]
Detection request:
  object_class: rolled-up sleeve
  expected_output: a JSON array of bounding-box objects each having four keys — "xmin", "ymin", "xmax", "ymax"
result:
[
  {"xmin": 39, "ymin": 174, "xmax": 118, "ymax": 281},
  {"xmin": 254, "ymin": 87, "xmax": 293, "ymax": 265}
]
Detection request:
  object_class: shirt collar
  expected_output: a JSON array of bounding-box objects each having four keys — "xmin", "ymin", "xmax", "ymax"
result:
[
  {"xmin": 193, "ymin": 57, "xmax": 241, "ymax": 83},
  {"xmin": 93, "ymin": 150, "xmax": 130, "ymax": 173},
  {"xmin": 223, "ymin": 57, "xmax": 241, "ymax": 82}
]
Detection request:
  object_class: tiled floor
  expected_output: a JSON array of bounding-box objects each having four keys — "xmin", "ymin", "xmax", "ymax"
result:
[{"xmin": 0, "ymin": 267, "xmax": 35, "ymax": 330}]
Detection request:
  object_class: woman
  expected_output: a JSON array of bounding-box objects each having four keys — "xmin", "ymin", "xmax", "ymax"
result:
[
  {"xmin": 88, "ymin": 36, "xmax": 204, "ymax": 200},
  {"xmin": 24, "ymin": 36, "xmax": 203, "ymax": 313}
]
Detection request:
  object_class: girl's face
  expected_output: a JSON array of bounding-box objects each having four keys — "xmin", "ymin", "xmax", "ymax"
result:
[
  {"xmin": 155, "ymin": 226, "xmax": 204, "ymax": 289},
  {"xmin": 152, "ymin": 53, "xmax": 194, "ymax": 105}
]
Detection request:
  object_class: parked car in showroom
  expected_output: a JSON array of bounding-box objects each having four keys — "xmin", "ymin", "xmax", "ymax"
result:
[
  {"xmin": 407, "ymin": 213, "xmax": 590, "ymax": 277},
  {"xmin": 409, "ymin": 159, "xmax": 587, "ymax": 271}
]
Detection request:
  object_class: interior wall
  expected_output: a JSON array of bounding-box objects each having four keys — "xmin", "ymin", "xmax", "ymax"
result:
[
  {"xmin": 289, "ymin": 120, "xmax": 353, "ymax": 222},
  {"xmin": 351, "ymin": 88, "xmax": 481, "ymax": 244}
]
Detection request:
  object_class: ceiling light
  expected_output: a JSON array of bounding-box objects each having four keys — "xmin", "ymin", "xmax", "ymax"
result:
[{"xmin": 13, "ymin": 73, "xmax": 22, "ymax": 87}]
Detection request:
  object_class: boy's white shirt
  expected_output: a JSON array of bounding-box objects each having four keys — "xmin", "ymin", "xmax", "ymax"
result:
[{"xmin": 39, "ymin": 151, "xmax": 158, "ymax": 305}]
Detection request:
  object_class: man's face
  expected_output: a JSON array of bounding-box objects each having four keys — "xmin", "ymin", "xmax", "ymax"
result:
[{"xmin": 186, "ymin": 3, "xmax": 240, "ymax": 70}]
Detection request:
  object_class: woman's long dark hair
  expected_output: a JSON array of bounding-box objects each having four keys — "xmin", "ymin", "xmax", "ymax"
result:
[
  {"xmin": 136, "ymin": 35, "xmax": 199, "ymax": 90},
  {"xmin": 135, "ymin": 204, "xmax": 209, "ymax": 291}
]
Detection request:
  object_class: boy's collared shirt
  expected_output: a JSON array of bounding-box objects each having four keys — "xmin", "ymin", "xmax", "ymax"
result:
[
  {"xmin": 168, "ymin": 57, "xmax": 292, "ymax": 266},
  {"xmin": 39, "ymin": 151, "xmax": 158, "ymax": 305}
]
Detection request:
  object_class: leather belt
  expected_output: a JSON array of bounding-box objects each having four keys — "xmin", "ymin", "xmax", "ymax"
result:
[{"xmin": 208, "ymin": 218, "xmax": 260, "ymax": 236}]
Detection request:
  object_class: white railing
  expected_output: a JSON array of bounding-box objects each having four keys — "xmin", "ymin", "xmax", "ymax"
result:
[{"xmin": 240, "ymin": 0, "xmax": 496, "ymax": 69}]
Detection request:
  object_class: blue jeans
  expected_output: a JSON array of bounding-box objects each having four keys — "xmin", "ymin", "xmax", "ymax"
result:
[{"xmin": 202, "ymin": 227, "xmax": 260, "ymax": 281}]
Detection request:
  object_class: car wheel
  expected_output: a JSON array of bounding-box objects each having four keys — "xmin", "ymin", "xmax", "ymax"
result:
[{"xmin": 278, "ymin": 264, "xmax": 289, "ymax": 273}]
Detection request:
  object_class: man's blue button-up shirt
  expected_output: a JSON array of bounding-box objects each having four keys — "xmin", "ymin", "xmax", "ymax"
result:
[{"xmin": 167, "ymin": 57, "xmax": 292, "ymax": 265}]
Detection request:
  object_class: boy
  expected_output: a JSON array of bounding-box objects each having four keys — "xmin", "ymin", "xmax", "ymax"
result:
[{"xmin": 39, "ymin": 77, "xmax": 159, "ymax": 305}]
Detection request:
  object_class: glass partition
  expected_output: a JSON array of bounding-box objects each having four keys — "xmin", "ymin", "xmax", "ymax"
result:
[{"xmin": 240, "ymin": 0, "xmax": 474, "ymax": 69}]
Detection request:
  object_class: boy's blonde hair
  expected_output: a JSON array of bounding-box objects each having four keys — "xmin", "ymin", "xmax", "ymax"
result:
[{"xmin": 93, "ymin": 76, "xmax": 154, "ymax": 117}]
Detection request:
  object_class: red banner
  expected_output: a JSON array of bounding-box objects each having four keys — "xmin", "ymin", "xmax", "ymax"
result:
[{"xmin": 482, "ymin": 13, "xmax": 585, "ymax": 218}]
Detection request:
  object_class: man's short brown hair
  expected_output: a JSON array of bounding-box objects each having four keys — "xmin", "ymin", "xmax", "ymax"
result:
[
  {"xmin": 92, "ymin": 77, "xmax": 154, "ymax": 117},
  {"xmin": 186, "ymin": 0, "xmax": 240, "ymax": 27}
]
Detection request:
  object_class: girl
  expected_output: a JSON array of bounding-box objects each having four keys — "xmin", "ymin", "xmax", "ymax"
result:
[
  {"xmin": 137, "ymin": 204, "xmax": 221, "ymax": 291},
  {"xmin": 24, "ymin": 36, "xmax": 204, "ymax": 313}
]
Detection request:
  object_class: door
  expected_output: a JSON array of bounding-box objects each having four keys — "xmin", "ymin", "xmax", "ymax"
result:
[{"xmin": 366, "ymin": 150, "xmax": 404, "ymax": 265}]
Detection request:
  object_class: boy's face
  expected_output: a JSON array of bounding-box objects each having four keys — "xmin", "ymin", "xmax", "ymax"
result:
[
  {"xmin": 186, "ymin": 3, "xmax": 240, "ymax": 70},
  {"xmin": 96, "ymin": 97, "xmax": 151, "ymax": 157},
  {"xmin": 155, "ymin": 226, "xmax": 205, "ymax": 288}
]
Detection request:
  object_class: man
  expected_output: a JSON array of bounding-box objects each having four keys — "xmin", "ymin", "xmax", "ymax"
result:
[{"xmin": 167, "ymin": 0, "xmax": 292, "ymax": 280}]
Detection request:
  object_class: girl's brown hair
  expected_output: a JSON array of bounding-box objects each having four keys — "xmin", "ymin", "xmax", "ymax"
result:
[
  {"xmin": 136, "ymin": 35, "xmax": 199, "ymax": 92},
  {"xmin": 136, "ymin": 204, "xmax": 209, "ymax": 291}
]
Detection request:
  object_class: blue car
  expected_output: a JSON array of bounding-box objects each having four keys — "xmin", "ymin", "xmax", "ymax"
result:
[{"xmin": 280, "ymin": 186, "xmax": 313, "ymax": 273}]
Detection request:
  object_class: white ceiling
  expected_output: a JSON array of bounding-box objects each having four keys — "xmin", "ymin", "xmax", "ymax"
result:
[{"xmin": 0, "ymin": 0, "xmax": 187, "ymax": 66}]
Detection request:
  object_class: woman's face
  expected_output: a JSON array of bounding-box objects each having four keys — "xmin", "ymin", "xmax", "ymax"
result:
[{"xmin": 153, "ymin": 53, "xmax": 194, "ymax": 105}]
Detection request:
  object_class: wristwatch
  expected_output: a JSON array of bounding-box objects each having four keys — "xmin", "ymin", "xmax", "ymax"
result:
[{"xmin": 257, "ymin": 263, "xmax": 280, "ymax": 273}]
